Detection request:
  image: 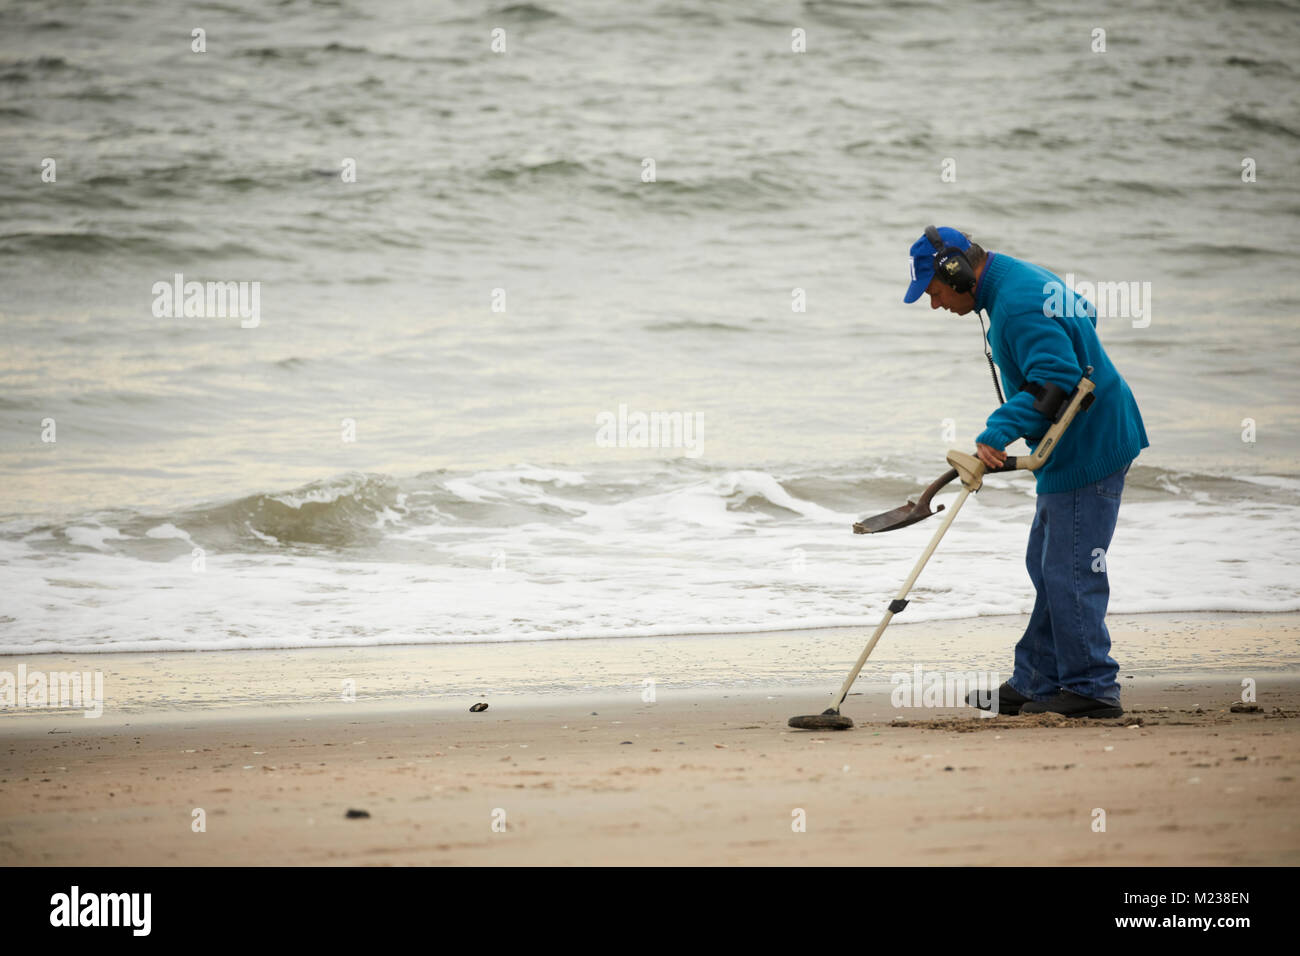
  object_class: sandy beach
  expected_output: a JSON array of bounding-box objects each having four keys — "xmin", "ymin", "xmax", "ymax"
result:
[{"xmin": 1, "ymin": 611, "xmax": 1297, "ymax": 866}]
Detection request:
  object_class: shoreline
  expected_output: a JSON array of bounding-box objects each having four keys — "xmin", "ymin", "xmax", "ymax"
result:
[{"xmin": 1, "ymin": 611, "xmax": 1296, "ymax": 723}]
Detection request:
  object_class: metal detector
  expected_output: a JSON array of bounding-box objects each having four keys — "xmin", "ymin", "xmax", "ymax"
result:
[{"xmin": 787, "ymin": 369, "xmax": 1096, "ymax": 731}]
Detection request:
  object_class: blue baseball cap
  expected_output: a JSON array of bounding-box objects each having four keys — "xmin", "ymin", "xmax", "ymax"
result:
[{"xmin": 903, "ymin": 226, "xmax": 971, "ymax": 303}]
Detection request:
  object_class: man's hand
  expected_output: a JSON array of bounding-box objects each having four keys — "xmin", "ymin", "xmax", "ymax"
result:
[{"xmin": 976, "ymin": 442, "xmax": 1007, "ymax": 469}]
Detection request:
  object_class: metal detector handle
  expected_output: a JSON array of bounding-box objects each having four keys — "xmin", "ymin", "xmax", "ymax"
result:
[
  {"xmin": 946, "ymin": 368, "xmax": 1095, "ymax": 490},
  {"xmin": 1006, "ymin": 367, "xmax": 1095, "ymax": 472}
]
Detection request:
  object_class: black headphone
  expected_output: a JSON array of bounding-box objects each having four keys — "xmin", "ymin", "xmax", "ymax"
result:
[{"xmin": 924, "ymin": 225, "xmax": 976, "ymax": 295}]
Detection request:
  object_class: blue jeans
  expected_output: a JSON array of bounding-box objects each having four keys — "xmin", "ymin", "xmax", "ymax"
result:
[{"xmin": 1009, "ymin": 462, "xmax": 1129, "ymax": 706}]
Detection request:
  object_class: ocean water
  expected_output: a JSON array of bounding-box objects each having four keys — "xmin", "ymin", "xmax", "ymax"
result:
[{"xmin": 1, "ymin": 0, "xmax": 1299, "ymax": 653}]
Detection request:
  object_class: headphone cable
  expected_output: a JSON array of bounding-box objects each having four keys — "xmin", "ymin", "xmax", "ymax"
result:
[{"xmin": 976, "ymin": 308, "xmax": 1005, "ymax": 405}]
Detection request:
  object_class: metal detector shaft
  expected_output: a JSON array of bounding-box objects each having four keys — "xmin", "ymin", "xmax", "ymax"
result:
[{"xmin": 824, "ymin": 482, "xmax": 974, "ymax": 714}]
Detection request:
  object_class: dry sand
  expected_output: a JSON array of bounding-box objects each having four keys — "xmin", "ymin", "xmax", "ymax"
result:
[{"xmin": 1, "ymin": 612, "xmax": 1297, "ymax": 865}]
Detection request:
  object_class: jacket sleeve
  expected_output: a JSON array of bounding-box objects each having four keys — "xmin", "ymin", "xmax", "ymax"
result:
[{"xmin": 975, "ymin": 308, "xmax": 1083, "ymax": 449}]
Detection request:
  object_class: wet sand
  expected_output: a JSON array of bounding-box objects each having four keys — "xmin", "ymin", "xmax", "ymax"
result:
[{"xmin": 1, "ymin": 612, "xmax": 1297, "ymax": 865}]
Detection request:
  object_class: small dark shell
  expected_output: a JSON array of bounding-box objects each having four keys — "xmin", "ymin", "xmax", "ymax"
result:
[
  {"xmin": 470, "ymin": 702, "xmax": 489, "ymax": 712},
  {"xmin": 345, "ymin": 808, "xmax": 370, "ymax": 819},
  {"xmin": 1230, "ymin": 702, "xmax": 1261, "ymax": 713}
]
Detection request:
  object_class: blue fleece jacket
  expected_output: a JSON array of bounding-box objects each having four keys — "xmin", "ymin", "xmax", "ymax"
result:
[{"xmin": 972, "ymin": 252, "xmax": 1149, "ymax": 494}]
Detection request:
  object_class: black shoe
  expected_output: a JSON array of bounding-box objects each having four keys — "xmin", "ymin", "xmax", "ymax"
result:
[
  {"xmin": 1021, "ymin": 690, "xmax": 1123, "ymax": 719},
  {"xmin": 967, "ymin": 681, "xmax": 1030, "ymax": 716}
]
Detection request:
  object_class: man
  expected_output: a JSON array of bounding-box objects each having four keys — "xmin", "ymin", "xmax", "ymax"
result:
[{"xmin": 903, "ymin": 226, "xmax": 1149, "ymax": 718}]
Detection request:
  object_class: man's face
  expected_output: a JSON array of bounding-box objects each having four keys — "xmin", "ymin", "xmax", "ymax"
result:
[{"xmin": 927, "ymin": 278, "xmax": 975, "ymax": 315}]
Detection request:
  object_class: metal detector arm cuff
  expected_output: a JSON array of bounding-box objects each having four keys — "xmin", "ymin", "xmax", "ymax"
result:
[{"xmin": 1022, "ymin": 380, "xmax": 1070, "ymax": 422}]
